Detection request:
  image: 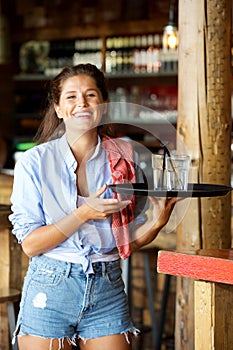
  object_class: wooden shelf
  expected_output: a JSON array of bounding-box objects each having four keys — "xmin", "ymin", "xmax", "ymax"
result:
[
  {"xmin": 12, "ymin": 19, "xmax": 167, "ymax": 43},
  {"xmin": 13, "ymin": 71, "xmax": 177, "ymax": 81},
  {"xmin": 107, "ymin": 73, "xmax": 177, "ymax": 88},
  {"xmin": 13, "ymin": 72, "xmax": 178, "ymax": 90}
]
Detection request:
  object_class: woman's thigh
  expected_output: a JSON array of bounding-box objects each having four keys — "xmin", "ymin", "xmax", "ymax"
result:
[
  {"xmin": 78, "ymin": 333, "xmax": 132, "ymax": 350},
  {"xmin": 18, "ymin": 335, "xmax": 72, "ymax": 350}
]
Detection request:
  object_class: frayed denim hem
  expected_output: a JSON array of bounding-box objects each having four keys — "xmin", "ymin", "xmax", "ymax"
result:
[
  {"xmin": 78, "ymin": 326, "xmax": 140, "ymax": 345},
  {"xmin": 49, "ymin": 336, "xmax": 77, "ymax": 350},
  {"xmin": 12, "ymin": 328, "xmax": 77, "ymax": 350},
  {"xmin": 12, "ymin": 325, "xmax": 140, "ymax": 348}
]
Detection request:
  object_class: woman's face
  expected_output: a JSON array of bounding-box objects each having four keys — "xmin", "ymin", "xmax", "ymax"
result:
[{"xmin": 54, "ymin": 74, "xmax": 106, "ymax": 134}]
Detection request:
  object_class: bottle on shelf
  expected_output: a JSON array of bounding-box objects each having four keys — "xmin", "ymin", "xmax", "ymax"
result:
[
  {"xmin": 73, "ymin": 38, "xmax": 102, "ymax": 69},
  {"xmin": 106, "ymin": 33, "xmax": 165, "ymax": 76},
  {"xmin": 44, "ymin": 39, "xmax": 75, "ymax": 76},
  {"xmin": 17, "ymin": 32, "xmax": 177, "ymax": 77}
]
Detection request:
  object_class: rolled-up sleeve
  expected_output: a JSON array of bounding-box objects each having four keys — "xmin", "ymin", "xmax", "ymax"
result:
[{"xmin": 9, "ymin": 152, "xmax": 46, "ymax": 243}]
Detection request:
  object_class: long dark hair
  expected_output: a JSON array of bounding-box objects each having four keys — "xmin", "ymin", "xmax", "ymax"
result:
[{"xmin": 35, "ymin": 63, "xmax": 114, "ymax": 144}]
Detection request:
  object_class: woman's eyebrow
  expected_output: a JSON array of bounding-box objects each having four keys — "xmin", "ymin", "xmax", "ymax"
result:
[
  {"xmin": 63, "ymin": 88, "xmax": 99, "ymax": 95},
  {"xmin": 63, "ymin": 90, "xmax": 76, "ymax": 94}
]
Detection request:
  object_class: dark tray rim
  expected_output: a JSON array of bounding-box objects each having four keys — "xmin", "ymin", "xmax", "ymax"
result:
[{"xmin": 108, "ymin": 183, "xmax": 232, "ymax": 198}]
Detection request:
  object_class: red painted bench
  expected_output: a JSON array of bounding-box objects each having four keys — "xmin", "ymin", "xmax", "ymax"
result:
[{"xmin": 157, "ymin": 249, "xmax": 233, "ymax": 350}]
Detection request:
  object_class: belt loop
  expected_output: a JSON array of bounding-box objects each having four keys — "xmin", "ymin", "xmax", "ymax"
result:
[
  {"xmin": 102, "ymin": 262, "xmax": 106, "ymax": 276},
  {"xmin": 65, "ymin": 262, "xmax": 72, "ymax": 277}
]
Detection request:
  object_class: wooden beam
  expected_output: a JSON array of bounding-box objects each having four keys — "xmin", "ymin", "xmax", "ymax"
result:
[{"xmin": 158, "ymin": 249, "xmax": 233, "ymax": 284}]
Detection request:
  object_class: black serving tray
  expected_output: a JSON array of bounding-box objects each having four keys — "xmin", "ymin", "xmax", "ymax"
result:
[{"xmin": 108, "ymin": 183, "xmax": 232, "ymax": 198}]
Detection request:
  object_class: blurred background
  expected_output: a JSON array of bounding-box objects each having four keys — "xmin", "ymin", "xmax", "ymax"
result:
[{"xmin": 0, "ymin": 0, "xmax": 179, "ymax": 173}]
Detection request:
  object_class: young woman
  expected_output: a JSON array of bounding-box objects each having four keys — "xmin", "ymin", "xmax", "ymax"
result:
[{"xmin": 9, "ymin": 63, "xmax": 178, "ymax": 350}]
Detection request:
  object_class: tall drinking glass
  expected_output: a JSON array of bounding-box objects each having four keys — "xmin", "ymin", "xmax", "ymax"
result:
[{"xmin": 166, "ymin": 155, "xmax": 190, "ymax": 191}]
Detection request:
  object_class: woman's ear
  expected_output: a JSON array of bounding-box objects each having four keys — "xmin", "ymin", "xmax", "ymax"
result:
[{"xmin": 54, "ymin": 104, "xmax": 63, "ymax": 119}]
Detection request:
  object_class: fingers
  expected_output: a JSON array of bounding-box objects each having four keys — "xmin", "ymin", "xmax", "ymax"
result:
[
  {"xmin": 92, "ymin": 199, "xmax": 131, "ymax": 220},
  {"xmin": 148, "ymin": 196, "xmax": 181, "ymax": 219},
  {"xmin": 87, "ymin": 197, "xmax": 131, "ymax": 213},
  {"xmin": 165, "ymin": 197, "xmax": 186, "ymax": 210},
  {"xmin": 101, "ymin": 199, "xmax": 132, "ymax": 213},
  {"xmin": 149, "ymin": 196, "xmax": 184, "ymax": 207},
  {"xmin": 84, "ymin": 190, "xmax": 132, "ymax": 221},
  {"xmin": 90, "ymin": 184, "xmax": 132, "ymax": 210},
  {"xmin": 94, "ymin": 184, "xmax": 108, "ymax": 197}
]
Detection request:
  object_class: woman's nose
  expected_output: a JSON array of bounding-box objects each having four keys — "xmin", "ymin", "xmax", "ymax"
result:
[{"xmin": 77, "ymin": 95, "xmax": 87, "ymax": 107}]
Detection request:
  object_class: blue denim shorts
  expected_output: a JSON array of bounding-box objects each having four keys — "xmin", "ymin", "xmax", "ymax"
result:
[{"xmin": 14, "ymin": 255, "xmax": 137, "ymax": 345}]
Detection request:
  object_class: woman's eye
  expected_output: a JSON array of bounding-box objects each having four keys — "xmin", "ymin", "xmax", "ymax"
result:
[
  {"xmin": 86, "ymin": 91, "xmax": 97, "ymax": 97},
  {"xmin": 67, "ymin": 95, "xmax": 76, "ymax": 99}
]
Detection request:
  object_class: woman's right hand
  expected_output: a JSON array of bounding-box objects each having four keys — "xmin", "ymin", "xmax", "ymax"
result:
[{"xmin": 78, "ymin": 184, "xmax": 131, "ymax": 222}]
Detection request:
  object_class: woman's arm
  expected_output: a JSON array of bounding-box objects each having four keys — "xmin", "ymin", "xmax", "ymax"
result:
[
  {"xmin": 21, "ymin": 205, "xmax": 89, "ymax": 257},
  {"xmin": 130, "ymin": 196, "xmax": 179, "ymax": 252},
  {"xmin": 22, "ymin": 184, "xmax": 131, "ymax": 257}
]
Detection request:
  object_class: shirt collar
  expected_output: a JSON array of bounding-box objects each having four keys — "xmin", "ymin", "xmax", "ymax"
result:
[
  {"xmin": 58, "ymin": 134, "xmax": 102, "ymax": 171},
  {"xmin": 89, "ymin": 135, "xmax": 102, "ymax": 161},
  {"xmin": 58, "ymin": 134, "xmax": 76, "ymax": 171}
]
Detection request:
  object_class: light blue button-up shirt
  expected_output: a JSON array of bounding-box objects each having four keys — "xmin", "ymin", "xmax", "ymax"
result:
[{"xmin": 9, "ymin": 134, "xmax": 146, "ymax": 272}]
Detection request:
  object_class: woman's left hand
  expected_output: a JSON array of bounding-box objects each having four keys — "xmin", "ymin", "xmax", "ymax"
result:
[
  {"xmin": 130, "ymin": 196, "xmax": 184, "ymax": 252},
  {"xmin": 148, "ymin": 196, "xmax": 182, "ymax": 228}
]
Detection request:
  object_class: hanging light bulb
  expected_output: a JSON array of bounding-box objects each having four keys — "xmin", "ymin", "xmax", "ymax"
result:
[
  {"xmin": 162, "ymin": 0, "xmax": 178, "ymax": 51},
  {"xmin": 163, "ymin": 25, "xmax": 178, "ymax": 50}
]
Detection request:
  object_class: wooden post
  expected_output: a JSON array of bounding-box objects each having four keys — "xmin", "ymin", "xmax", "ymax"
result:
[
  {"xmin": 195, "ymin": 281, "xmax": 233, "ymax": 350},
  {"xmin": 176, "ymin": 0, "xmax": 232, "ymax": 348},
  {"xmin": 0, "ymin": 175, "xmax": 22, "ymax": 350},
  {"xmin": 0, "ymin": 211, "xmax": 16, "ymax": 350}
]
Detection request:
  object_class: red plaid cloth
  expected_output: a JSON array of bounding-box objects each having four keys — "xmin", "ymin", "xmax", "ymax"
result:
[{"xmin": 102, "ymin": 136, "xmax": 136, "ymax": 259}]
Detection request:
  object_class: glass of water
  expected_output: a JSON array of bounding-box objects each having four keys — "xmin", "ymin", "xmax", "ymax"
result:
[{"xmin": 166, "ymin": 155, "xmax": 190, "ymax": 191}]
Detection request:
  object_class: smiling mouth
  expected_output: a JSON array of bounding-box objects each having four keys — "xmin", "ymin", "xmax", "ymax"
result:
[{"xmin": 73, "ymin": 111, "xmax": 93, "ymax": 119}]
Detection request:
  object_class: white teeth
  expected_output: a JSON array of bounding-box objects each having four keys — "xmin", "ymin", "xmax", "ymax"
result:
[{"xmin": 74, "ymin": 112, "xmax": 91, "ymax": 117}]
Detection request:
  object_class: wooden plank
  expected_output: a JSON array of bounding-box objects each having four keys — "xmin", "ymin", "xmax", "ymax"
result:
[
  {"xmin": 194, "ymin": 281, "xmax": 213, "ymax": 349},
  {"xmin": 0, "ymin": 229, "xmax": 10, "ymax": 350},
  {"xmin": 0, "ymin": 229, "xmax": 10, "ymax": 288},
  {"xmin": 0, "ymin": 174, "xmax": 13, "ymax": 192},
  {"xmin": 10, "ymin": 233, "xmax": 22, "ymax": 290},
  {"xmin": 157, "ymin": 249, "xmax": 233, "ymax": 284},
  {"xmin": 0, "ymin": 174, "xmax": 22, "ymax": 350},
  {"xmin": 195, "ymin": 280, "xmax": 233, "ymax": 350}
]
